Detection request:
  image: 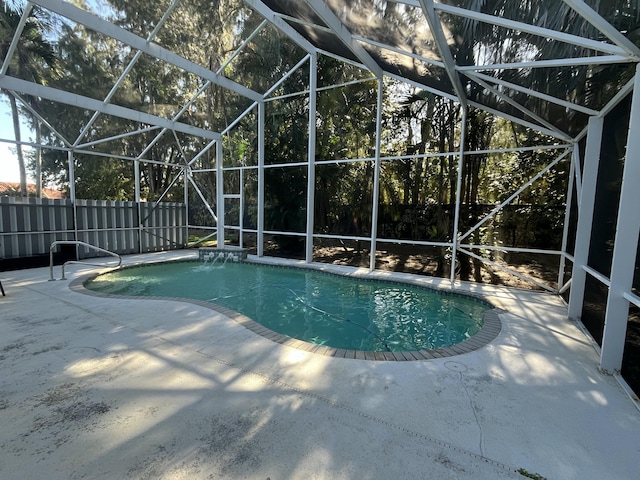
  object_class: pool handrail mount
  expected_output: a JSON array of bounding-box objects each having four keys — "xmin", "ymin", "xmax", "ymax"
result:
[{"xmin": 49, "ymin": 240, "xmax": 122, "ymax": 281}]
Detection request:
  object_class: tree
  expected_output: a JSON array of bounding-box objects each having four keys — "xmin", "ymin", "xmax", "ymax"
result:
[
  {"xmin": 0, "ymin": 1, "xmax": 58, "ymax": 197},
  {"xmin": 453, "ymin": 1, "xmax": 640, "ymax": 135}
]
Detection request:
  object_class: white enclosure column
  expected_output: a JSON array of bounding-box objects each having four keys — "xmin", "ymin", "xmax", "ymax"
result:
[
  {"xmin": 239, "ymin": 168, "xmax": 244, "ymax": 248},
  {"xmin": 135, "ymin": 159, "xmax": 143, "ymax": 253},
  {"xmin": 568, "ymin": 116, "xmax": 604, "ymax": 320},
  {"xmin": 183, "ymin": 164, "xmax": 189, "ymax": 250},
  {"xmin": 68, "ymin": 150, "xmax": 79, "ymax": 256},
  {"xmin": 216, "ymin": 139, "xmax": 224, "ymax": 247},
  {"xmin": 305, "ymin": 53, "xmax": 318, "ymax": 263},
  {"xmin": 369, "ymin": 77, "xmax": 384, "ymax": 272},
  {"xmin": 557, "ymin": 148, "xmax": 577, "ymax": 291},
  {"xmin": 257, "ymin": 101, "xmax": 265, "ymax": 257},
  {"xmin": 68, "ymin": 150, "xmax": 76, "ymax": 204},
  {"xmin": 601, "ymin": 67, "xmax": 640, "ymax": 373},
  {"xmin": 450, "ymin": 106, "xmax": 468, "ymax": 284}
]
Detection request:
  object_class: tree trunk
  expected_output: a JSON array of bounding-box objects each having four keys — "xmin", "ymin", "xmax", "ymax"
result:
[{"xmin": 9, "ymin": 94, "xmax": 27, "ymax": 197}]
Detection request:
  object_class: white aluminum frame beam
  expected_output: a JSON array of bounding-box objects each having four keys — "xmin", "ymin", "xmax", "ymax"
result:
[
  {"xmin": 418, "ymin": 0, "xmax": 467, "ymax": 106},
  {"xmin": 1, "ymin": 2, "xmax": 33, "ymax": 75},
  {"xmin": 435, "ymin": 2, "xmax": 633, "ymax": 58},
  {"xmin": 186, "ymin": 170, "xmax": 218, "ymax": 225},
  {"xmin": 188, "ymin": 139, "xmax": 218, "ymax": 167},
  {"xmin": 263, "ymin": 54, "xmax": 311, "ymax": 99},
  {"xmin": 76, "ymin": 126, "xmax": 161, "ymax": 150},
  {"xmin": 73, "ymin": 0, "xmax": 181, "ymax": 147},
  {"xmin": 0, "ymin": 76, "xmax": 220, "ymax": 141},
  {"xmin": 7, "ymin": 91, "xmax": 73, "ymax": 148},
  {"xmin": 558, "ymin": 147, "xmax": 578, "ymax": 291},
  {"xmin": 384, "ymin": 71, "xmax": 460, "ymax": 103},
  {"xmin": 624, "ymin": 291, "xmax": 640, "ymax": 309},
  {"xmin": 274, "ymin": 12, "xmax": 333, "ymax": 34},
  {"xmin": 466, "ymin": 99, "xmax": 570, "ymax": 141},
  {"xmin": 77, "ymin": 150, "xmax": 182, "ymax": 167},
  {"xmin": 457, "ymin": 55, "xmax": 634, "ymax": 71},
  {"xmin": 31, "ymin": 0, "xmax": 262, "ymax": 103},
  {"xmin": 257, "ymin": 101, "xmax": 265, "ymax": 256},
  {"xmin": 460, "ymin": 244, "xmax": 563, "ymax": 256},
  {"xmin": 459, "ymin": 148, "xmax": 572, "ymax": 243},
  {"xmin": 265, "ymin": 77, "xmax": 376, "ymax": 103},
  {"xmin": 568, "ymin": 116, "xmax": 604, "ymax": 320},
  {"xmin": 352, "ymin": 35, "xmax": 445, "ymax": 70},
  {"xmin": 369, "ymin": 77, "xmax": 384, "ymax": 271},
  {"xmin": 598, "ymin": 76, "xmax": 636, "ymax": 118},
  {"xmin": 316, "ymin": 48, "xmax": 377, "ymax": 72},
  {"xmin": 140, "ymin": 167, "xmax": 187, "ymax": 220},
  {"xmin": 601, "ymin": 65, "xmax": 640, "ymax": 373},
  {"xmin": 136, "ymin": 79, "xmax": 214, "ymax": 162},
  {"xmin": 468, "ymin": 74, "xmax": 571, "ymax": 140},
  {"xmin": 137, "ymin": 19, "xmax": 268, "ymax": 163},
  {"xmin": 243, "ymin": 0, "xmax": 315, "ymax": 54},
  {"xmin": 573, "ymin": 144, "xmax": 583, "ymax": 205},
  {"xmin": 171, "ymin": 130, "xmax": 189, "ymax": 163},
  {"xmin": 221, "ymin": 102, "xmax": 259, "ymax": 137},
  {"xmin": 458, "ymin": 246, "xmax": 557, "ymax": 292},
  {"xmin": 216, "ymin": 137, "xmax": 224, "ymax": 246},
  {"xmin": 562, "ymin": 0, "xmax": 640, "ymax": 59},
  {"xmin": 463, "ymin": 71, "xmax": 599, "ymax": 117},
  {"xmin": 450, "ymin": 105, "xmax": 467, "ymax": 283},
  {"xmin": 305, "ymin": 0, "xmax": 383, "ymax": 78},
  {"xmin": 305, "ymin": 53, "xmax": 318, "ymax": 263},
  {"xmin": 222, "ymin": 18, "xmax": 270, "ymax": 71},
  {"xmin": 0, "ymin": 140, "xmax": 182, "ymax": 167}
]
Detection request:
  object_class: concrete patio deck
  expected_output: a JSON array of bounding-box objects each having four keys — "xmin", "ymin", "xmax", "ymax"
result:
[{"xmin": 1, "ymin": 250, "xmax": 638, "ymax": 479}]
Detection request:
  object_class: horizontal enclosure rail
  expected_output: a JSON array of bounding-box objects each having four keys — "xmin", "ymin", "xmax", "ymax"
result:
[
  {"xmin": 49, "ymin": 240, "xmax": 122, "ymax": 281},
  {"xmin": 623, "ymin": 291, "xmax": 640, "ymax": 309},
  {"xmin": 582, "ymin": 264, "xmax": 612, "ymax": 288}
]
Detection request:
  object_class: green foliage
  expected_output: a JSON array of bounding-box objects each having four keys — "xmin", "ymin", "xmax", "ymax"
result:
[
  {"xmin": 517, "ymin": 468, "xmax": 548, "ymax": 480},
  {"xmin": 5, "ymin": 0, "xmax": 636, "ymax": 261},
  {"xmin": 452, "ymin": 0, "xmax": 640, "ymax": 134},
  {"xmin": 1, "ymin": 1, "xmax": 59, "ymax": 196}
]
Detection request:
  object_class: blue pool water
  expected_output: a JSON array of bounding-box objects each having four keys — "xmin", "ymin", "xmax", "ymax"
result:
[{"xmin": 84, "ymin": 261, "xmax": 490, "ymax": 352}]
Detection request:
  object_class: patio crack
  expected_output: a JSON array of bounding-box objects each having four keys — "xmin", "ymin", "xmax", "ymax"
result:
[
  {"xmin": 190, "ymin": 347, "xmax": 519, "ymax": 476},
  {"xmin": 445, "ymin": 360, "xmax": 484, "ymax": 457}
]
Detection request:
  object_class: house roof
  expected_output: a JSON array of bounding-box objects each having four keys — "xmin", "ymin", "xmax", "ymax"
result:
[{"xmin": 0, "ymin": 182, "xmax": 65, "ymax": 199}]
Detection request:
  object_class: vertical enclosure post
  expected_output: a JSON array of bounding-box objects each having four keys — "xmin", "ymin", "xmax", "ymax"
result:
[
  {"xmin": 239, "ymin": 168, "xmax": 244, "ymax": 248},
  {"xmin": 568, "ymin": 116, "xmax": 604, "ymax": 321},
  {"xmin": 450, "ymin": 106, "xmax": 468, "ymax": 285},
  {"xmin": 257, "ymin": 101, "xmax": 265, "ymax": 257},
  {"xmin": 68, "ymin": 150, "xmax": 79, "ymax": 258},
  {"xmin": 557, "ymin": 147, "xmax": 577, "ymax": 291},
  {"xmin": 601, "ymin": 68, "xmax": 640, "ymax": 373},
  {"xmin": 305, "ymin": 53, "xmax": 317, "ymax": 263},
  {"xmin": 216, "ymin": 139, "xmax": 224, "ymax": 248},
  {"xmin": 369, "ymin": 77, "xmax": 384, "ymax": 272},
  {"xmin": 183, "ymin": 164, "xmax": 189, "ymax": 250},
  {"xmin": 135, "ymin": 159, "xmax": 143, "ymax": 253}
]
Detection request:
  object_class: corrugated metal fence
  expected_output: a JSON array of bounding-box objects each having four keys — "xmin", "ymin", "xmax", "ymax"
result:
[{"xmin": 0, "ymin": 197, "xmax": 187, "ymax": 260}]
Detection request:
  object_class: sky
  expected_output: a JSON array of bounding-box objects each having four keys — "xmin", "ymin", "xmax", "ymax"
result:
[{"xmin": 0, "ymin": 100, "xmax": 34, "ymax": 184}]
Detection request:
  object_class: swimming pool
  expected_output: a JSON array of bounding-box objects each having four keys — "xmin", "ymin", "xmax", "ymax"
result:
[{"xmin": 83, "ymin": 260, "xmax": 500, "ymax": 358}]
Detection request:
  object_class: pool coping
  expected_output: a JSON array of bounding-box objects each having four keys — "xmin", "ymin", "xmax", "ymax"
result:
[{"xmin": 69, "ymin": 262, "xmax": 503, "ymax": 361}]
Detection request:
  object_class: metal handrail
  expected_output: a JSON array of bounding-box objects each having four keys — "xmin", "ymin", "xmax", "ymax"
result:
[{"xmin": 49, "ymin": 241, "xmax": 122, "ymax": 281}]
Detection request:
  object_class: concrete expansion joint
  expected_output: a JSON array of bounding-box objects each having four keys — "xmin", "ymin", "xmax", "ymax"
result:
[{"xmin": 193, "ymin": 344, "xmax": 519, "ymax": 477}]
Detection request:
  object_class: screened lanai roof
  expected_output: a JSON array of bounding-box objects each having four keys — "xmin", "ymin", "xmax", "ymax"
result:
[
  {"xmin": 258, "ymin": 0, "xmax": 640, "ymax": 138},
  {"xmin": 3, "ymin": 0, "xmax": 640, "ymax": 144},
  {"xmin": 3, "ymin": 0, "xmax": 640, "ymax": 388}
]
